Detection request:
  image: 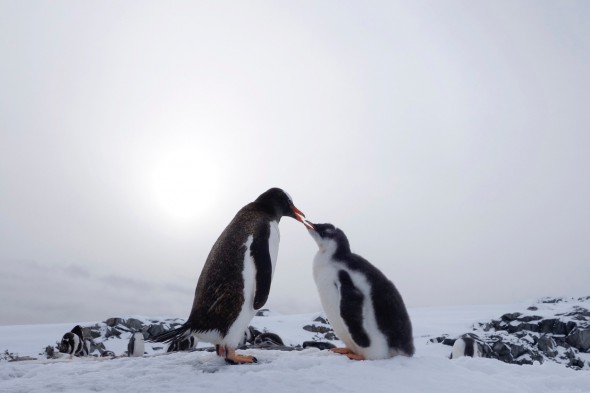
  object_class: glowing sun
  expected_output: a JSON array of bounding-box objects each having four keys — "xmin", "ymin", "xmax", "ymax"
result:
[{"xmin": 150, "ymin": 149, "xmax": 220, "ymax": 223}]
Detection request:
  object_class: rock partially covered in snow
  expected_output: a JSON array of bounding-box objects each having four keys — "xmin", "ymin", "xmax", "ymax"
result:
[{"xmin": 438, "ymin": 297, "xmax": 590, "ymax": 370}]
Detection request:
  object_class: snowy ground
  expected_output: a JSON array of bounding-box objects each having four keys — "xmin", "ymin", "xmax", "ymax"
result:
[{"xmin": 1, "ymin": 301, "xmax": 589, "ymax": 393}]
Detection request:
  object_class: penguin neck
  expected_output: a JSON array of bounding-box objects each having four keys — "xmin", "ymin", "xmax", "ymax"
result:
[
  {"xmin": 333, "ymin": 241, "xmax": 351, "ymax": 260},
  {"xmin": 319, "ymin": 238, "xmax": 351, "ymax": 260}
]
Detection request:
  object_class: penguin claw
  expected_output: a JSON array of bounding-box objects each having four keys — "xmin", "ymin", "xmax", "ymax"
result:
[{"xmin": 224, "ymin": 358, "xmax": 237, "ymax": 365}]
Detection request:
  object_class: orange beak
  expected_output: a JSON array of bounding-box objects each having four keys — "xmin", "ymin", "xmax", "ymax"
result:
[
  {"xmin": 291, "ymin": 205, "xmax": 306, "ymax": 222},
  {"xmin": 291, "ymin": 205, "xmax": 315, "ymax": 230}
]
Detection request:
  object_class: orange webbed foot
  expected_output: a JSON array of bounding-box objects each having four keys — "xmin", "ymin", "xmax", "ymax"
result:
[
  {"xmin": 329, "ymin": 347, "xmax": 365, "ymax": 360},
  {"xmin": 219, "ymin": 346, "xmax": 258, "ymax": 365},
  {"xmin": 345, "ymin": 353, "xmax": 366, "ymax": 361},
  {"xmin": 330, "ymin": 347, "xmax": 353, "ymax": 355}
]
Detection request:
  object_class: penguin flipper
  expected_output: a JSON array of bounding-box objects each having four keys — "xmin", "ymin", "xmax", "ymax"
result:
[
  {"xmin": 250, "ymin": 224, "xmax": 272, "ymax": 310},
  {"xmin": 338, "ymin": 270, "xmax": 371, "ymax": 348}
]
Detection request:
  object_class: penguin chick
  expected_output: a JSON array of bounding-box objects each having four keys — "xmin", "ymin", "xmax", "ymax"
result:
[
  {"xmin": 152, "ymin": 188, "xmax": 306, "ymax": 364},
  {"xmin": 59, "ymin": 325, "xmax": 88, "ymax": 358},
  {"xmin": 450, "ymin": 333, "xmax": 485, "ymax": 359},
  {"xmin": 307, "ymin": 222, "xmax": 414, "ymax": 360}
]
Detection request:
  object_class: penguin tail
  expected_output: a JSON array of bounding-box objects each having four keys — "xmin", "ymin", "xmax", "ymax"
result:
[{"xmin": 149, "ymin": 324, "xmax": 192, "ymax": 344}]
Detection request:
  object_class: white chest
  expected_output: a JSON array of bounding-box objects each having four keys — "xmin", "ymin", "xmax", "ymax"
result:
[
  {"xmin": 313, "ymin": 252, "xmax": 352, "ymax": 343},
  {"xmin": 268, "ymin": 220, "xmax": 280, "ymax": 277},
  {"xmin": 312, "ymin": 251, "xmax": 390, "ymax": 359}
]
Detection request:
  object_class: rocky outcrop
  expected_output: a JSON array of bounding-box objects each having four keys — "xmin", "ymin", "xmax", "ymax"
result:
[{"xmin": 434, "ymin": 297, "xmax": 590, "ymax": 370}]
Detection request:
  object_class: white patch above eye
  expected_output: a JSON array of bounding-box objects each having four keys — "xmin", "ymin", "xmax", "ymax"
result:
[{"xmin": 284, "ymin": 191, "xmax": 293, "ymax": 204}]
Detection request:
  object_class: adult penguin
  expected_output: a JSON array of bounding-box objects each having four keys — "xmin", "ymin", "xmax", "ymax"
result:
[{"xmin": 153, "ymin": 187, "xmax": 306, "ymax": 364}]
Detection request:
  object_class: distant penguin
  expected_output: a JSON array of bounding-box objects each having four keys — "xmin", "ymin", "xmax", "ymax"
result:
[
  {"xmin": 152, "ymin": 188, "xmax": 307, "ymax": 364},
  {"xmin": 167, "ymin": 334, "xmax": 197, "ymax": 352},
  {"xmin": 240, "ymin": 326, "xmax": 262, "ymax": 347},
  {"xmin": 450, "ymin": 333, "xmax": 485, "ymax": 359},
  {"xmin": 306, "ymin": 222, "xmax": 414, "ymax": 360},
  {"xmin": 128, "ymin": 332, "xmax": 145, "ymax": 357},
  {"xmin": 253, "ymin": 332, "xmax": 284, "ymax": 346},
  {"xmin": 59, "ymin": 325, "xmax": 89, "ymax": 357}
]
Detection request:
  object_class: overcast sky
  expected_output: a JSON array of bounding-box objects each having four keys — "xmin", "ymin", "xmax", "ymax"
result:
[{"xmin": 1, "ymin": 1, "xmax": 589, "ymax": 325}]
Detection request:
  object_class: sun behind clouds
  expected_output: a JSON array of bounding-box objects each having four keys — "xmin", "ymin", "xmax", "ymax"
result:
[{"xmin": 149, "ymin": 147, "xmax": 221, "ymax": 223}]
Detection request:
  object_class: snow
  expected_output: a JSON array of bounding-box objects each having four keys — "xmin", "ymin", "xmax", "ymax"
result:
[{"xmin": 1, "ymin": 302, "xmax": 589, "ymax": 393}]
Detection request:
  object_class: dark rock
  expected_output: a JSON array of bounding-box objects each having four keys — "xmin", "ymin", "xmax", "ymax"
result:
[
  {"xmin": 101, "ymin": 350, "xmax": 116, "ymax": 357},
  {"xmin": 105, "ymin": 327, "xmax": 122, "ymax": 338},
  {"xmin": 517, "ymin": 315, "xmax": 542, "ymax": 323},
  {"xmin": 492, "ymin": 340, "xmax": 513, "ymax": 362},
  {"xmin": 538, "ymin": 319, "xmax": 559, "ymax": 334},
  {"xmin": 324, "ymin": 332, "xmax": 338, "ymax": 340},
  {"xmin": 248, "ymin": 344, "xmax": 300, "ymax": 352},
  {"xmin": 510, "ymin": 344, "xmax": 527, "ymax": 358},
  {"xmin": 87, "ymin": 329, "xmax": 102, "ymax": 339},
  {"xmin": 516, "ymin": 332, "xmax": 536, "ymax": 345},
  {"xmin": 553, "ymin": 335, "xmax": 568, "ymax": 348},
  {"xmin": 541, "ymin": 298, "xmax": 564, "ymax": 304},
  {"xmin": 303, "ymin": 324, "xmax": 332, "ymax": 334},
  {"xmin": 146, "ymin": 324, "xmax": 167, "ymax": 338},
  {"xmin": 490, "ymin": 320, "xmax": 503, "ymax": 330},
  {"xmin": 255, "ymin": 309, "xmax": 270, "ymax": 317},
  {"xmin": 537, "ymin": 335, "xmax": 558, "ymax": 357},
  {"xmin": 80, "ymin": 327, "xmax": 91, "ymax": 338},
  {"xmin": 566, "ymin": 321, "xmax": 578, "ymax": 335},
  {"xmin": 564, "ymin": 348, "xmax": 577, "ymax": 359},
  {"xmin": 505, "ymin": 321, "xmax": 538, "ymax": 334},
  {"xmin": 527, "ymin": 306, "xmax": 538, "ymax": 311},
  {"xmin": 89, "ymin": 341, "xmax": 105, "ymax": 354},
  {"xmin": 569, "ymin": 357, "xmax": 585, "ymax": 369},
  {"xmin": 566, "ymin": 327, "xmax": 590, "ymax": 351},
  {"xmin": 254, "ymin": 333, "xmax": 284, "ymax": 346},
  {"xmin": 501, "ymin": 313, "xmax": 522, "ymax": 322},
  {"xmin": 568, "ymin": 307, "xmax": 590, "ymax": 318},
  {"xmin": 515, "ymin": 354, "xmax": 534, "ymax": 365},
  {"xmin": 314, "ymin": 316, "xmax": 328, "ymax": 324},
  {"xmin": 303, "ymin": 341, "xmax": 336, "ymax": 350},
  {"xmin": 125, "ymin": 318, "xmax": 144, "ymax": 331},
  {"xmin": 105, "ymin": 318, "xmax": 125, "ymax": 327},
  {"xmin": 44, "ymin": 346, "xmax": 55, "ymax": 359},
  {"xmin": 552, "ymin": 321, "xmax": 569, "ymax": 335}
]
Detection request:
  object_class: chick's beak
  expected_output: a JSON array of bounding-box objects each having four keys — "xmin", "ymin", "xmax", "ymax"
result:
[{"xmin": 291, "ymin": 205, "xmax": 315, "ymax": 230}]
